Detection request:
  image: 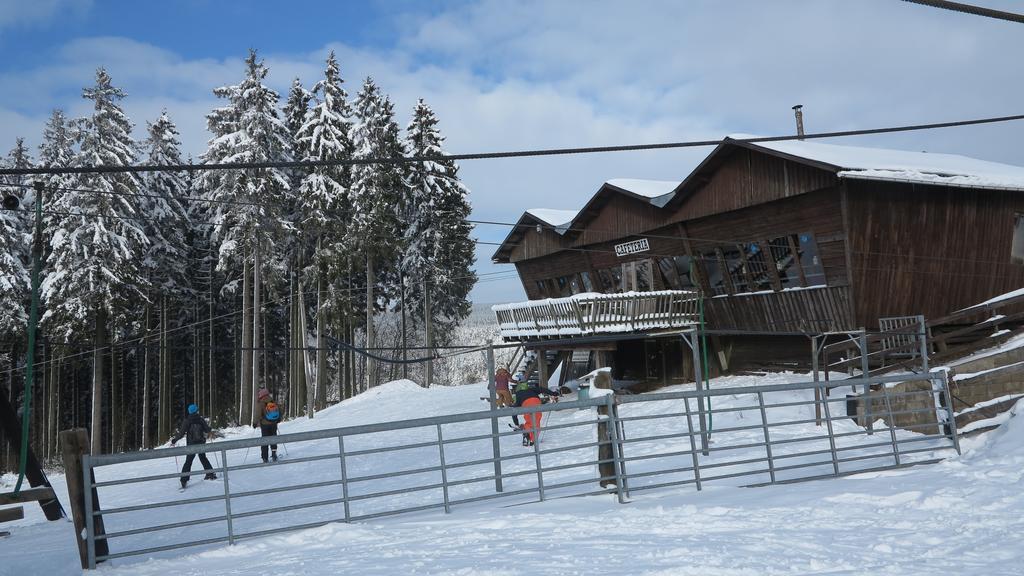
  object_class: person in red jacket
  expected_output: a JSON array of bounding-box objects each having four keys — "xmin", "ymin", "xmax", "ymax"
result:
[{"xmin": 494, "ymin": 365, "xmax": 513, "ymax": 408}]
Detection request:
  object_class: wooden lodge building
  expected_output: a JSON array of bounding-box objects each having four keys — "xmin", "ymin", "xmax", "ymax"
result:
[{"xmin": 491, "ymin": 137, "xmax": 1024, "ymax": 388}]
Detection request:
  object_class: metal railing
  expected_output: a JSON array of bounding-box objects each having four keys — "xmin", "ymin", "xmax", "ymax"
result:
[
  {"xmin": 492, "ymin": 290, "xmax": 700, "ymax": 340},
  {"xmin": 81, "ymin": 370, "xmax": 958, "ymax": 569}
]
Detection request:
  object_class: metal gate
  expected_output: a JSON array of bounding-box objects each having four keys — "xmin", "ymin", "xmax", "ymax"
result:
[{"xmin": 81, "ymin": 371, "xmax": 958, "ymax": 569}]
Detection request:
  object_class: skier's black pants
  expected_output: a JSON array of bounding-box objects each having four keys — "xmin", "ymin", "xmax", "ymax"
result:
[
  {"xmin": 180, "ymin": 452, "xmax": 213, "ymax": 485},
  {"xmin": 260, "ymin": 423, "xmax": 278, "ymax": 461}
]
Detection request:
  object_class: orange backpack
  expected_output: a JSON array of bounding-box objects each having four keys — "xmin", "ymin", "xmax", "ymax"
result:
[{"xmin": 264, "ymin": 401, "xmax": 280, "ymax": 422}]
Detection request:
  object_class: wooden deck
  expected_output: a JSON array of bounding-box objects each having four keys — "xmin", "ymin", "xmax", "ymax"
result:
[{"xmin": 493, "ymin": 290, "xmax": 700, "ymax": 341}]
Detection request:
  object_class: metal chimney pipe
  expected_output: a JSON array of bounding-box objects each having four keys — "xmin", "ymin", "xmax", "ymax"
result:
[{"xmin": 792, "ymin": 104, "xmax": 805, "ymax": 140}]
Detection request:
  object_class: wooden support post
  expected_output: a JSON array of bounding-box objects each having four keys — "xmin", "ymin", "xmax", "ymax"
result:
[
  {"xmin": 594, "ymin": 351, "xmax": 616, "ymax": 488},
  {"xmin": 538, "ymin": 351, "xmax": 548, "ymax": 389},
  {"xmin": 60, "ymin": 428, "xmax": 108, "ymax": 569},
  {"xmin": 0, "ymin": 385, "xmax": 62, "ymax": 520}
]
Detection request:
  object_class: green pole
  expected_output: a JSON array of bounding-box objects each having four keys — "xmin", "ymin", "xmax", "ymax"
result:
[{"xmin": 14, "ymin": 181, "xmax": 42, "ymax": 494}]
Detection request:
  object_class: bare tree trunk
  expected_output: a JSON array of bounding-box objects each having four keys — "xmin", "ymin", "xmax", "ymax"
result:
[
  {"xmin": 208, "ymin": 269, "xmax": 215, "ymax": 426},
  {"xmin": 315, "ymin": 271, "xmax": 326, "ymax": 410},
  {"xmin": 335, "ymin": 317, "xmax": 343, "ymax": 402},
  {"xmin": 91, "ymin": 307, "xmax": 107, "ymax": 454},
  {"xmin": 193, "ymin": 299, "xmax": 200, "ymax": 407},
  {"xmin": 401, "ymin": 274, "xmax": 408, "ymax": 380},
  {"xmin": 349, "ymin": 322, "xmax": 356, "ymax": 398},
  {"xmin": 424, "ymin": 279, "xmax": 433, "ymax": 388},
  {"xmin": 297, "ymin": 280, "xmax": 311, "ymax": 416},
  {"xmin": 292, "ymin": 270, "xmax": 299, "ymax": 414},
  {"xmin": 110, "ymin": 344, "xmax": 120, "ymax": 453},
  {"xmin": 48, "ymin": 351, "xmax": 59, "ymax": 459},
  {"xmin": 159, "ymin": 294, "xmax": 170, "ymax": 443},
  {"xmin": 240, "ymin": 259, "xmax": 253, "ymax": 427},
  {"xmin": 365, "ymin": 256, "xmax": 375, "ymax": 392},
  {"xmin": 252, "ymin": 247, "xmax": 262, "ymax": 422},
  {"xmin": 288, "ymin": 271, "xmax": 296, "ymax": 417},
  {"xmin": 142, "ymin": 304, "xmax": 151, "ymax": 448}
]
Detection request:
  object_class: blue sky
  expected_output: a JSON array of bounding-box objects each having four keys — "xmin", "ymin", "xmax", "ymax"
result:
[{"xmin": 2, "ymin": 0, "xmax": 1024, "ymax": 303}]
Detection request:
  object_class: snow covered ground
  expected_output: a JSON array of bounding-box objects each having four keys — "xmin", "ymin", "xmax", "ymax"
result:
[{"xmin": 3, "ymin": 372, "xmax": 1023, "ymax": 575}]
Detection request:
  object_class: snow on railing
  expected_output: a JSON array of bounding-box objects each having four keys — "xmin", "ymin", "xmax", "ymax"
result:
[{"xmin": 492, "ymin": 290, "xmax": 700, "ymax": 340}]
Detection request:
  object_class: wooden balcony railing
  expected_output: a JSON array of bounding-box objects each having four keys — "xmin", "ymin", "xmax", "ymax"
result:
[{"xmin": 492, "ymin": 290, "xmax": 700, "ymax": 341}]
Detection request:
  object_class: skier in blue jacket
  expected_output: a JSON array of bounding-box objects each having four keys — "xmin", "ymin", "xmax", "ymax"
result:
[{"xmin": 171, "ymin": 404, "xmax": 217, "ymax": 489}]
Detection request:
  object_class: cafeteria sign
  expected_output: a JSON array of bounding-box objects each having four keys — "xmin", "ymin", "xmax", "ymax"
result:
[{"xmin": 614, "ymin": 238, "xmax": 650, "ymax": 257}]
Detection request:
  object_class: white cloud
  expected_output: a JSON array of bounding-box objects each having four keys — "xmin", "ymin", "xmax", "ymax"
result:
[{"xmin": 2, "ymin": 0, "xmax": 1024, "ymax": 302}]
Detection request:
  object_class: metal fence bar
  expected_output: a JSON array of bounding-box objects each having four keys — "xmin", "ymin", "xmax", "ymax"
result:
[
  {"xmin": 606, "ymin": 396, "xmax": 627, "ymax": 503},
  {"xmin": 682, "ymin": 395, "xmax": 703, "ymax": 491},
  {"xmin": 338, "ymin": 436, "xmax": 351, "ymax": 522},
  {"xmin": 938, "ymin": 372, "xmax": 962, "ymax": 455},
  {"xmin": 756, "ymin": 391, "xmax": 776, "ymax": 484},
  {"xmin": 532, "ymin": 432, "xmax": 545, "ymax": 502},
  {"xmin": 83, "ymin": 453, "xmax": 96, "ymax": 570},
  {"xmin": 437, "ymin": 424, "xmax": 451, "ymax": 514},
  {"xmin": 220, "ymin": 449, "xmax": 234, "ymax": 545},
  {"xmin": 879, "ymin": 384, "xmax": 902, "ymax": 466},
  {"xmin": 486, "ymin": 345, "xmax": 503, "ymax": 493}
]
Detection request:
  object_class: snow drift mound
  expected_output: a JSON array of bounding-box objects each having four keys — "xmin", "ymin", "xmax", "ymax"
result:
[{"xmin": 958, "ymin": 398, "xmax": 1024, "ymax": 465}]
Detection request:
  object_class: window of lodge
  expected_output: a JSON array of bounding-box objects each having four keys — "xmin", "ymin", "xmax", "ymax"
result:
[
  {"xmin": 769, "ymin": 235, "xmax": 799, "ymax": 288},
  {"xmin": 658, "ymin": 256, "xmax": 697, "ymax": 291},
  {"xmin": 743, "ymin": 242, "xmax": 772, "ymax": 291},
  {"xmin": 526, "ymin": 232, "xmax": 828, "ymax": 301},
  {"xmin": 580, "ymin": 271, "xmax": 595, "ymax": 292},
  {"xmin": 702, "ymin": 251, "xmax": 725, "ymax": 295},
  {"xmin": 1012, "ymin": 214, "xmax": 1024, "ymax": 265},
  {"xmin": 721, "ymin": 245, "xmax": 747, "ymax": 293},
  {"xmin": 798, "ymin": 232, "xmax": 825, "ymax": 286}
]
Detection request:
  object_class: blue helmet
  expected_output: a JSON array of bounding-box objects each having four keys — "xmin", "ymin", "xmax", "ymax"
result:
[{"xmin": 187, "ymin": 403, "xmax": 199, "ymax": 414}]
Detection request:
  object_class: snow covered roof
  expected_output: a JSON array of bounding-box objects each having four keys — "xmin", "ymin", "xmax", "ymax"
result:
[
  {"xmin": 732, "ymin": 135, "xmax": 1024, "ymax": 191},
  {"xmin": 525, "ymin": 208, "xmax": 579, "ymax": 234},
  {"xmin": 495, "ymin": 136, "xmax": 1024, "ymax": 263},
  {"xmin": 605, "ymin": 178, "xmax": 678, "ymax": 207}
]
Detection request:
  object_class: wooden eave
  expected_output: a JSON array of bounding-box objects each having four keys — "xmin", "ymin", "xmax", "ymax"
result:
[
  {"xmin": 561, "ymin": 182, "xmax": 663, "ymax": 243},
  {"xmin": 662, "ymin": 137, "xmax": 844, "ymax": 212},
  {"xmin": 491, "ymin": 212, "xmax": 559, "ymax": 263}
]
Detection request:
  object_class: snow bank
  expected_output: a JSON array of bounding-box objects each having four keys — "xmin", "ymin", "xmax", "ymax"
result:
[{"xmin": 4, "ymin": 375, "xmax": 1024, "ymax": 576}]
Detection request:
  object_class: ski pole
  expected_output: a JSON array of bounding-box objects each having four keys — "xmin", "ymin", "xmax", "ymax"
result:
[{"xmin": 242, "ymin": 446, "xmax": 250, "ymax": 464}]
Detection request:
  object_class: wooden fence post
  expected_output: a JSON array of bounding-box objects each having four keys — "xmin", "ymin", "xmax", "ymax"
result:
[
  {"xmin": 60, "ymin": 428, "xmax": 108, "ymax": 569},
  {"xmin": 594, "ymin": 355, "xmax": 616, "ymax": 488}
]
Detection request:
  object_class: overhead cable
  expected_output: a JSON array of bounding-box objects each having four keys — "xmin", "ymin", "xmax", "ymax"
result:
[{"xmin": 2, "ymin": 113, "xmax": 1023, "ymax": 176}]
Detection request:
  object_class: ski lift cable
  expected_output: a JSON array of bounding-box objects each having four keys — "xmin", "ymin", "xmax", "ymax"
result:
[
  {"xmin": 901, "ymin": 0, "xmax": 1024, "ymax": 24},
  {"xmin": 1, "ymin": 113, "xmax": 1023, "ymax": 177}
]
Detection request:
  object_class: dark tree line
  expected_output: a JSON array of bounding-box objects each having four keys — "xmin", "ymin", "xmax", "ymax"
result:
[{"xmin": 0, "ymin": 49, "xmax": 476, "ymax": 468}]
